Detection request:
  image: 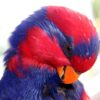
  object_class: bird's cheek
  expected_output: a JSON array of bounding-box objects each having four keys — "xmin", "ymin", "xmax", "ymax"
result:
[{"xmin": 57, "ymin": 65, "xmax": 79, "ymax": 84}]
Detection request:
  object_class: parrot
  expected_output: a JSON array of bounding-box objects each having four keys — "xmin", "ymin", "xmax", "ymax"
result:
[{"xmin": 0, "ymin": 6, "xmax": 99, "ymax": 100}]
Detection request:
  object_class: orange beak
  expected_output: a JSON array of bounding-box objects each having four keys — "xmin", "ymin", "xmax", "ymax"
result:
[{"xmin": 57, "ymin": 65, "xmax": 79, "ymax": 84}]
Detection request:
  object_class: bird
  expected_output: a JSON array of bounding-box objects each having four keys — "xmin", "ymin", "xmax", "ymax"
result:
[{"xmin": 0, "ymin": 6, "xmax": 99, "ymax": 100}]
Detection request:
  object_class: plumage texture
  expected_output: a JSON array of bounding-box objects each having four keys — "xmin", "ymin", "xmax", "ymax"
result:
[{"xmin": 0, "ymin": 6, "xmax": 99, "ymax": 100}]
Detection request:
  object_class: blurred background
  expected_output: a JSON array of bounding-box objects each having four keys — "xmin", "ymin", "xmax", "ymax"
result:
[{"xmin": 0, "ymin": 0, "xmax": 100, "ymax": 99}]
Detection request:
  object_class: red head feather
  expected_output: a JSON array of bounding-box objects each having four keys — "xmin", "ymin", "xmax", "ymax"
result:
[
  {"xmin": 6, "ymin": 6, "xmax": 99, "ymax": 74},
  {"xmin": 47, "ymin": 6, "xmax": 99, "ymax": 73}
]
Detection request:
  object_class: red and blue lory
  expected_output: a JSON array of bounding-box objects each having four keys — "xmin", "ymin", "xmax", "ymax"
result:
[{"xmin": 0, "ymin": 6, "xmax": 99, "ymax": 100}]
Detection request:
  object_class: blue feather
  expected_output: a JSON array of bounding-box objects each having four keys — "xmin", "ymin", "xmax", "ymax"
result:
[
  {"xmin": 73, "ymin": 36, "xmax": 99, "ymax": 57},
  {"xmin": 0, "ymin": 66, "xmax": 85, "ymax": 100}
]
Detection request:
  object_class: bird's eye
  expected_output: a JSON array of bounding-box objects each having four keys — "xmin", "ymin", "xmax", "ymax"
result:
[
  {"xmin": 63, "ymin": 44, "xmax": 73, "ymax": 58},
  {"xmin": 66, "ymin": 45, "xmax": 72, "ymax": 52}
]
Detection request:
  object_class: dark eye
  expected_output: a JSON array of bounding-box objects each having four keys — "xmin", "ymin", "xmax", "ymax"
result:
[
  {"xmin": 66, "ymin": 45, "xmax": 72, "ymax": 52},
  {"xmin": 63, "ymin": 44, "xmax": 73, "ymax": 58}
]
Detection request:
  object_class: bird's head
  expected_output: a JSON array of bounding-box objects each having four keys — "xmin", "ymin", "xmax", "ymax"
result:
[{"xmin": 5, "ymin": 6, "xmax": 99, "ymax": 84}]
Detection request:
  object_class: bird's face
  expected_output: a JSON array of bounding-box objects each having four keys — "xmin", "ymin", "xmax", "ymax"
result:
[
  {"xmin": 55, "ymin": 24, "xmax": 99, "ymax": 84},
  {"xmin": 45, "ymin": 6, "xmax": 100, "ymax": 84},
  {"xmin": 56, "ymin": 21, "xmax": 100, "ymax": 84},
  {"xmin": 57, "ymin": 33, "xmax": 99, "ymax": 84}
]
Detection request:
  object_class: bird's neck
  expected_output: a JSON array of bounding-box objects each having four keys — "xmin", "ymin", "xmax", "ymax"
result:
[
  {"xmin": 0, "ymin": 66, "xmax": 60, "ymax": 99},
  {"xmin": 0, "ymin": 66, "xmax": 88, "ymax": 100}
]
